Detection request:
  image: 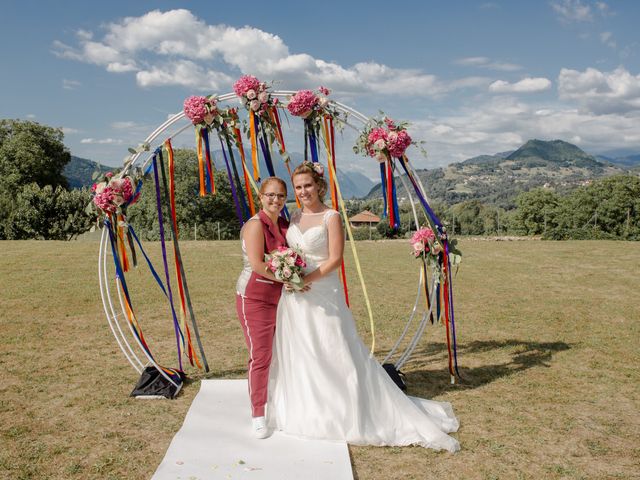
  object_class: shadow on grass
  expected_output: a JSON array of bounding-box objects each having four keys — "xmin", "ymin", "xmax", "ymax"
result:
[{"xmin": 388, "ymin": 339, "xmax": 571, "ymax": 398}]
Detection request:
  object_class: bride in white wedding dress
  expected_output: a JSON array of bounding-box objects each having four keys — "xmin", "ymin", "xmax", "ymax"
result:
[{"xmin": 267, "ymin": 162, "xmax": 460, "ymax": 452}]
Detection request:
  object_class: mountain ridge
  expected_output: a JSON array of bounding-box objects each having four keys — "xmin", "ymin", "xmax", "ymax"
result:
[{"xmin": 366, "ymin": 139, "xmax": 632, "ymax": 207}]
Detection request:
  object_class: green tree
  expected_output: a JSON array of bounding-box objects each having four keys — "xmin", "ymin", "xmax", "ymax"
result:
[
  {"xmin": 547, "ymin": 175, "xmax": 640, "ymax": 240},
  {"xmin": 0, "ymin": 120, "xmax": 70, "ymax": 189},
  {"xmin": 5, "ymin": 184, "xmax": 93, "ymax": 240},
  {"xmin": 512, "ymin": 188, "xmax": 560, "ymax": 235},
  {"xmin": 0, "ymin": 119, "xmax": 94, "ymax": 239}
]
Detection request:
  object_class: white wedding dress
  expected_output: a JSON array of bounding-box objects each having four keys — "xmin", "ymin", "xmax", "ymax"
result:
[{"xmin": 267, "ymin": 209, "xmax": 460, "ymax": 452}]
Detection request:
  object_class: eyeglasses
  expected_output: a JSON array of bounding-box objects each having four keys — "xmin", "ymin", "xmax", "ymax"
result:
[{"xmin": 262, "ymin": 192, "xmax": 287, "ymax": 200}]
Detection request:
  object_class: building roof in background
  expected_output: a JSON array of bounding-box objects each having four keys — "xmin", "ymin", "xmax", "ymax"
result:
[{"xmin": 350, "ymin": 210, "xmax": 381, "ymax": 223}]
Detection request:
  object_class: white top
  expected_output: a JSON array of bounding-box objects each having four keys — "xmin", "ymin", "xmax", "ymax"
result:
[{"xmin": 235, "ymin": 216, "xmax": 260, "ymax": 296}]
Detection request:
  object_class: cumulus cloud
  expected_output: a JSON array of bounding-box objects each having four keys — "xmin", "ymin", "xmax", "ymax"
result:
[
  {"xmin": 52, "ymin": 9, "xmax": 484, "ymax": 96},
  {"xmin": 455, "ymin": 56, "xmax": 522, "ymax": 72},
  {"xmin": 80, "ymin": 138, "xmax": 123, "ymax": 144},
  {"xmin": 409, "ymin": 94, "xmax": 640, "ymax": 167},
  {"xmin": 558, "ymin": 66, "xmax": 640, "ymax": 114},
  {"xmin": 551, "ymin": 0, "xmax": 594, "ymax": 22},
  {"xmin": 489, "ymin": 77, "xmax": 552, "ymax": 93},
  {"xmin": 62, "ymin": 127, "xmax": 80, "ymax": 134}
]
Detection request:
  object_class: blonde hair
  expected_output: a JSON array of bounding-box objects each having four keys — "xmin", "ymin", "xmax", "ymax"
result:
[
  {"xmin": 292, "ymin": 162, "xmax": 328, "ymax": 200},
  {"xmin": 259, "ymin": 176, "xmax": 287, "ymax": 195}
]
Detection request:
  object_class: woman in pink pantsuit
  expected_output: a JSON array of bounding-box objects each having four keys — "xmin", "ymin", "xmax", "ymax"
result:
[{"xmin": 235, "ymin": 177, "xmax": 291, "ymax": 438}]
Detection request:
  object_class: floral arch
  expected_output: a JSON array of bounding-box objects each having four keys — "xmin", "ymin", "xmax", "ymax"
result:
[{"xmin": 93, "ymin": 78, "xmax": 462, "ymax": 395}]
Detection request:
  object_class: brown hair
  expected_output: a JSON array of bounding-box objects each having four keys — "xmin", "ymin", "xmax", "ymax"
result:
[
  {"xmin": 259, "ymin": 176, "xmax": 287, "ymax": 196},
  {"xmin": 292, "ymin": 162, "xmax": 328, "ymax": 200}
]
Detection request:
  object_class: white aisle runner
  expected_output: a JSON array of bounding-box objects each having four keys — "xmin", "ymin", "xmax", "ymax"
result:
[{"xmin": 151, "ymin": 379, "xmax": 353, "ymax": 480}]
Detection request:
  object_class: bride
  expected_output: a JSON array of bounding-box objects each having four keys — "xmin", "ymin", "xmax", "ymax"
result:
[{"xmin": 267, "ymin": 162, "xmax": 460, "ymax": 452}]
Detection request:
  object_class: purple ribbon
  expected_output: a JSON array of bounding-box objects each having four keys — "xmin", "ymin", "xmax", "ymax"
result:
[
  {"xmin": 444, "ymin": 240, "xmax": 461, "ymax": 377},
  {"xmin": 152, "ymin": 154, "xmax": 183, "ymax": 371},
  {"xmin": 218, "ymin": 131, "xmax": 244, "ymax": 225}
]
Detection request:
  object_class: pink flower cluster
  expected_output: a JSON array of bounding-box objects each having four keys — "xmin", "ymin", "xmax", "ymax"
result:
[
  {"xmin": 265, "ymin": 246, "xmax": 306, "ymax": 289},
  {"xmin": 233, "ymin": 75, "xmax": 261, "ymax": 97},
  {"xmin": 287, "ymin": 87, "xmax": 332, "ymax": 118},
  {"xmin": 233, "ymin": 75, "xmax": 274, "ymax": 114},
  {"xmin": 183, "ymin": 95, "xmax": 218, "ymax": 125},
  {"xmin": 387, "ymin": 129, "xmax": 412, "ymax": 158},
  {"xmin": 92, "ymin": 177, "xmax": 134, "ymax": 214},
  {"xmin": 410, "ymin": 227, "xmax": 438, "ymax": 257},
  {"xmin": 365, "ymin": 119, "xmax": 413, "ymax": 161},
  {"xmin": 287, "ymin": 90, "xmax": 319, "ymax": 117}
]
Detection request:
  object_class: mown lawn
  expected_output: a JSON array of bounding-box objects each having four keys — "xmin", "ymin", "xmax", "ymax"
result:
[{"xmin": 1, "ymin": 239, "xmax": 638, "ymax": 479}]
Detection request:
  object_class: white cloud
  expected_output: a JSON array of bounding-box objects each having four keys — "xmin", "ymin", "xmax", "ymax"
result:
[
  {"xmin": 62, "ymin": 79, "xmax": 82, "ymax": 90},
  {"xmin": 52, "ymin": 9, "xmax": 485, "ymax": 97},
  {"xmin": 558, "ymin": 66, "xmax": 640, "ymax": 114},
  {"xmin": 599, "ymin": 31, "xmax": 616, "ymax": 48},
  {"xmin": 26, "ymin": 114, "xmax": 36, "ymax": 119},
  {"xmin": 489, "ymin": 77, "xmax": 552, "ymax": 93},
  {"xmin": 80, "ymin": 138, "xmax": 123, "ymax": 144},
  {"xmin": 62, "ymin": 127, "xmax": 80, "ymax": 134},
  {"xmin": 551, "ymin": 0, "xmax": 594, "ymax": 22},
  {"xmin": 110, "ymin": 121, "xmax": 137, "ymax": 129},
  {"xmin": 455, "ymin": 56, "xmax": 522, "ymax": 72},
  {"xmin": 408, "ymin": 94, "xmax": 640, "ymax": 167}
]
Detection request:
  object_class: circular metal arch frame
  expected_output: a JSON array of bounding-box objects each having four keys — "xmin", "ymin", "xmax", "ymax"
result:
[{"xmin": 98, "ymin": 90, "xmax": 435, "ymax": 384}]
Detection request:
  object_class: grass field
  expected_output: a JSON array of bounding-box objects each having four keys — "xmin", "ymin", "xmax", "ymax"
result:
[{"xmin": 1, "ymin": 239, "xmax": 639, "ymax": 480}]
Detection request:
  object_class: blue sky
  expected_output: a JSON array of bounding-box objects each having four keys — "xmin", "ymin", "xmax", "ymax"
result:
[{"xmin": 1, "ymin": 0, "xmax": 639, "ymax": 178}]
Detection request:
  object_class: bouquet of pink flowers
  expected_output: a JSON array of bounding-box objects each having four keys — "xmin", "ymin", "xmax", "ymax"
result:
[
  {"xmin": 264, "ymin": 246, "xmax": 307, "ymax": 290},
  {"xmin": 287, "ymin": 86, "xmax": 333, "ymax": 119},
  {"xmin": 354, "ymin": 115, "xmax": 418, "ymax": 162},
  {"xmin": 410, "ymin": 227, "xmax": 442, "ymax": 259},
  {"xmin": 183, "ymin": 95, "xmax": 220, "ymax": 126},
  {"xmin": 92, "ymin": 173, "xmax": 135, "ymax": 214},
  {"xmin": 233, "ymin": 75, "xmax": 277, "ymax": 116}
]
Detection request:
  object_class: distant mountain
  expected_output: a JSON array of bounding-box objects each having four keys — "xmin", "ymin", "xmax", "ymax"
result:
[
  {"xmin": 596, "ymin": 153, "xmax": 640, "ymax": 168},
  {"xmin": 64, "ymin": 156, "xmax": 114, "ymax": 189},
  {"xmin": 366, "ymin": 139, "xmax": 626, "ymax": 208},
  {"xmin": 506, "ymin": 139, "xmax": 602, "ymax": 169},
  {"xmin": 65, "ymin": 151, "xmax": 374, "ymax": 199},
  {"xmin": 265, "ymin": 151, "xmax": 374, "ymax": 199}
]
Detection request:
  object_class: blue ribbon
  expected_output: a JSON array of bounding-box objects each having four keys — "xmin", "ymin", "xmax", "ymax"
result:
[
  {"xmin": 201, "ymin": 129, "xmax": 213, "ymax": 193},
  {"xmin": 390, "ymin": 164, "xmax": 400, "ymax": 230},
  {"xmin": 397, "ymin": 159, "xmax": 442, "ymax": 229},
  {"xmin": 379, "ymin": 162, "xmax": 387, "ymax": 219}
]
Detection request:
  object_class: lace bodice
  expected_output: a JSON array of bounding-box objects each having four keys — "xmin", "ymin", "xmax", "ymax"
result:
[{"xmin": 286, "ymin": 209, "xmax": 340, "ymax": 271}]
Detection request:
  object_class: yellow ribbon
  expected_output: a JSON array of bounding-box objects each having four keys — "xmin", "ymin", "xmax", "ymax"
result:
[
  {"xmin": 249, "ymin": 110, "xmax": 260, "ymax": 181},
  {"xmin": 320, "ymin": 122, "xmax": 376, "ymax": 355},
  {"xmin": 196, "ymin": 128, "xmax": 205, "ymax": 197}
]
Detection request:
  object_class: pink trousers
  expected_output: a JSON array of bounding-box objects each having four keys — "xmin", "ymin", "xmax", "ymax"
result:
[{"xmin": 235, "ymin": 294, "xmax": 278, "ymax": 417}]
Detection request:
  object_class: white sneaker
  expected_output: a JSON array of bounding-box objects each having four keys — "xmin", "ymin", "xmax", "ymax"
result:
[{"xmin": 252, "ymin": 416, "xmax": 269, "ymax": 439}]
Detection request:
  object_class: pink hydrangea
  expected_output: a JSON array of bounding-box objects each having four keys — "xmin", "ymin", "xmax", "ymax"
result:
[
  {"xmin": 287, "ymin": 90, "xmax": 319, "ymax": 117},
  {"xmin": 92, "ymin": 177, "xmax": 134, "ymax": 213},
  {"xmin": 93, "ymin": 186, "xmax": 116, "ymax": 213},
  {"xmin": 233, "ymin": 75, "xmax": 261, "ymax": 97},
  {"xmin": 367, "ymin": 127, "xmax": 388, "ymax": 145},
  {"xmin": 388, "ymin": 130, "xmax": 412, "ymax": 158},
  {"xmin": 183, "ymin": 96, "xmax": 208, "ymax": 124},
  {"xmin": 412, "ymin": 227, "xmax": 436, "ymax": 244}
]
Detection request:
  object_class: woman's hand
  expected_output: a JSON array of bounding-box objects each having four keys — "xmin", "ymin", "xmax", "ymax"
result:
[{"xmin": 284, "ymin": 279, "xmax": 311, "ymax": 293}]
